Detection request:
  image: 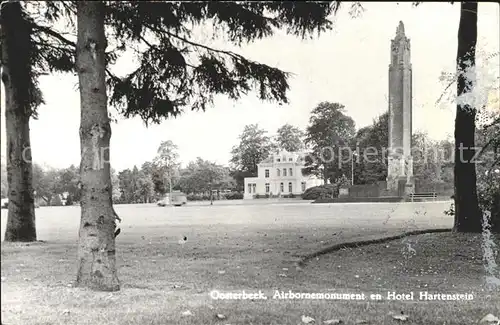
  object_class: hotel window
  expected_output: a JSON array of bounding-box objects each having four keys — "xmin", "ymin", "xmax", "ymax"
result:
[
  {"xmin": 265, "ymin": 169, "xmax": 269, "ymax": 178},
  {"xmin": 277, "ymin": 158, "xmax": 281, "ymax": 162},
  {"xmin": 289, "ymin": 158, "xmax": 293, "ymax": 161},
  {"xmin": 288, "ymin": 182, "xmax": 293, "ymax": 193},
  {"xmin": 265, "ymin": 183, "xmax": 270, "ymax": 193},
  {"xmin": 277, "ymin": 168, "xmax": 281, "ymax": 176},
  {"xmin": 280, "ymin": 182, "xmax": 284, "ymax": 192},
  {"xmin": 301, "ymin": 182, "xmax": 306, "ymax": 192},
  {"xmin": 283, "ymin": 168, "xmax": 287, "ymax": 176},
  {"xmin": 289, "ymin": 168, "xmax": 293, "ymax": 176},
  {"xmin": 252, "ymin": 184, "xmax": 256, "ymax": 193},
  {"xmin": 248, "ymin": 184, "xmax": 252, "ymax": 193}
]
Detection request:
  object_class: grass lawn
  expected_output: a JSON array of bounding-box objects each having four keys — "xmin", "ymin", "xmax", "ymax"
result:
[{"xmin": 1, "ymin": 201, "xmax": 499, "ymax": 325}]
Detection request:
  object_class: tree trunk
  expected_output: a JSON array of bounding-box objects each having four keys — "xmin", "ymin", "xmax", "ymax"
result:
[
  {"xmin": 75, "ymin": 1, "xmax": 119, "ymax": 291},
  {"xmin": 491, "ymin": 191, "xmax": 500, "ymax": 234},
  {"xmin": 168, "ymin": 172, "xmax": 172, "ymax": 205},
  {"xmin": 453, "ymin": 1, "xmax": 482, "ymax": 233},
  {"xmin": 210, "ymin": 183, "xmax": 213, "ymax": 205},
  {"xmin": 322, "ymin": 164, "xmax": 328, "ymax": 184},
  {"xmin": 1, "ymin": 2, "xmax": 37, "ymax": 242}
]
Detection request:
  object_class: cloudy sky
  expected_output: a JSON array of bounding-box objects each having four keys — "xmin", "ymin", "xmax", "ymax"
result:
[{"xmin": 1, "ymin": 2, "xmax": 499, "ymax": 171}]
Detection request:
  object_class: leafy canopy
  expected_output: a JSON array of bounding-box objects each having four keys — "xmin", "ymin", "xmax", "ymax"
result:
[
  {"xmin": 230, "ymin": 123, "xmax": 275, "ymax": 175},
  {"xmin": 275, "ymin": 123, "xmax": 305, "ymax": 152},
  {"xmin": 15, "ymin": 1, "xmax": 341, "ymax": 124},
  {"xmin": 304, "ymin": 102, "xmax": 356, "ymax": 181}
]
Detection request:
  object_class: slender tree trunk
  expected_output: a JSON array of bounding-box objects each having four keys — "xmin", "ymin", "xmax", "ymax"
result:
[
  {"xmin": 210, "ymin": 182, "xmax": 213, "ymax": 205},
  {"xmin": 167, "ymin": 171, "xmax": 172, "ymax": 205},
  {"xmin": 75, "ymin": 1, "xmax": 119, "ymax": 291},
  {"xmin": 322, "ymin": 164, "xmax": 327, "ymax": 184},
  {"xmin": 1, "ymin": 2, "xmax": 37, "ymax": 242},
  {"xmin": 453, "ymin": 1, "xmax": 482, "ymax": 233}
]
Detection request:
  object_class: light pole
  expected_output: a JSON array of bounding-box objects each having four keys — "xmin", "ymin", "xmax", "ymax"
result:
[{"xmin": 351, "ymin": 151, "xmax": 357, "ymax": 185}]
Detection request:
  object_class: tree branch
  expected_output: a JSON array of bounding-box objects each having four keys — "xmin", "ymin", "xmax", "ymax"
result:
[
  {"xmin": 146, "ymin": 24, "xmax": 244, "ymax": 60},
  {"xmin": 31, "ymin": 40, "xmax": 73, "ymax": 53},
  {"xmin": 484, "ymin": 117, "xmax": 500, "ymax": 130},
  {"xmin": 31, "ymin": 23, "xmax": 76, "ymax": 48},
  {"xmin": 477, "ymin": 135, "xmax": 499, "ymax": 159},
  {"xmin": 487, "ymin": 156, "xmax": 500, "ymax": 175},
  {"xmin": 144, "ymin": 23, "xmax": 294, "ymax": 76},
  {"xmin": 435, "ymin": 75, "xmax": 456, "ymax": 105}
]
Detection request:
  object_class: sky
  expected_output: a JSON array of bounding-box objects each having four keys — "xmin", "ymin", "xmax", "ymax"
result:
[{"xmin": 1, "ymin": 2, "xmax": 499, "ymax": 172}]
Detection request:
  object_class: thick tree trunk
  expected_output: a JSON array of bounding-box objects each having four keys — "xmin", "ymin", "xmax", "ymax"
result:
[
  {"xmin": 491, "ymin": 191, "xmax": 500, "ymax": 234},
  {"xmin": 75, "ymin": 1, "xmax": 119, "ymax": 291},
  {"xmin": 453, "ymin": 2, "xmax": 482, "ymax": 233},
  {"xmin": 1, "ymin": 2, "xmax": 37, "ymax": 242}
]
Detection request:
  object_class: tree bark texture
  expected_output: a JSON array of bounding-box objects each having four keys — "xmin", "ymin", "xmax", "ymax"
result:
[
  {"xmin": 453, "ymin": 1, "xmax": 482, "ymax": 233},
  {"xmin": 75, "ymin": 1, "xmax": 119, "ymax": 291},
  {"xmin": 1, "ymin": 1, "xmax": 37, "ymax": 242},
  {"xmin": 490, "ymin": 191, "xmax": 500, "ymax": 234}
]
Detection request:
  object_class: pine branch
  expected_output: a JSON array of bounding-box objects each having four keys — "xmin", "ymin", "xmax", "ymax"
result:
[
  {"xmin": 145, "ymin": 23, "xmax": 294, "ymax": 77},
  {"xmin": 31, "ymin": 23, "xmax": 76, "ymax": 47},
  {"xmin": 146, "ymin": 24, "xmax": 246, "ymax": 61}
]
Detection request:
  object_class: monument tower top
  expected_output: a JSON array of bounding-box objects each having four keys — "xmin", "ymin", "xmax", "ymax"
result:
[
  {"xmin": 396, "ymin": 21, "xmax": 405, "ymax": 37},
  {"xmin": 390, "ymin": 20, "xmax": 411, "ymax": 67}
]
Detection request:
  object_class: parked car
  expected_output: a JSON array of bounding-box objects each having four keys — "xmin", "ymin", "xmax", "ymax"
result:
[{"xmin": 157, "ymin": 191, "xmax": 187, "ymax": 207}]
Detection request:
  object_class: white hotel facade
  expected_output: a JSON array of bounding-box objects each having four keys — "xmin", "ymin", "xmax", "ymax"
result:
[{"xmin": 243, "ymin": 151, "xmax": 324, "ymax": 199}]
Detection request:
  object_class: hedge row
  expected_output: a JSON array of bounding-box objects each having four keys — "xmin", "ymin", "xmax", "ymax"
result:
[
  {"xmin": 253, "ymin": 193, "xmax": 298, "ymax": 199},
  {"xmin": 186, "ymin": 192, "xmax": 244, "ymax": 201}
]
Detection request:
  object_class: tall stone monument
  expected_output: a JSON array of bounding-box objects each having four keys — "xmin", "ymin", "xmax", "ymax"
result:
[{"xmin": 387, "ymin": 21, "xmax": 414, "ymax": 195}]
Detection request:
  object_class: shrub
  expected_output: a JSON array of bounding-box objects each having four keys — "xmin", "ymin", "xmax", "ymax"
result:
[
  {"xmin": 51, "ymin": 195, "xmax": 63, "ymax": 206},
  {"xmin": 186, "ymin": 194, "xmax": 211, "ymax": 201},
  {"xmin": 444, "ymin": 171, "xmax": 499, "ymax": 232},
  {"xmin": 302, "ymin": 184, "xmax": 337, "ymax": 200},
  {"xmin": 477, "ymin": 170, "xmax": 500, "ymax": 232},
  {"xmin": 225, "ymin": 192, "xmax": 243, "ymax": 200},
  {"xmin": 444, "ymin": 202, "xmax": 455, "ymax": 216},
  {"xmin": 186, "ymin": 194, "xmax": 195, "ymax": 201},
  {"xmin": 253, "ymin": 194, "xmax": 272, "ymax": 199},
  {"xmin": 336, "ymin": 174, "xmax": 350, "ymax": 188}
]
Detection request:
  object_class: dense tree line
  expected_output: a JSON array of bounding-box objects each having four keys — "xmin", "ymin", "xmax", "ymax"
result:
[
  {"xmin": 229, "ymin": 106, "xmax": 457, "ymax": 194},
  {"xmin": 0, "ymin": 146, "xmax": 237, "ymax": 206}
]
